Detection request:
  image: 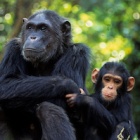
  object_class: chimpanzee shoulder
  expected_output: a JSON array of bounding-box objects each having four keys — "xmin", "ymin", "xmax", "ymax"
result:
[
  {"xmin": 3, "ymin": 38, "xmax": 21, "ymax": 55},
  {"xmin": 52, "ymin": 43, "xmax": 90, "ymax": 88},
  {"xmin": 0, "ymin": 38, "xmax": 27, "ymax": 76}
]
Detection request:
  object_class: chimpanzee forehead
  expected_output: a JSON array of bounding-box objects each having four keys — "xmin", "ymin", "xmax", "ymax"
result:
[
  {"xmin": 105, "ymin": 70, "xmax": 122, "ymax": 77},
  {"xmin": 103, "ymin": 73, "xmax": 122, "ymax": 80},
  {"xmin": 29, "ymin": 13, "xmax": 52, "ymax": 27}
]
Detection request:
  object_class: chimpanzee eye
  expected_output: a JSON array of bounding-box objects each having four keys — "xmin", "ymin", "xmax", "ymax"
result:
[
  {"xmin": 114, "ymin": 79, "xmax": 121, "ymax": 84},
  {"xmin": 40, "ymin": 25, "xmax": 47, "ymax": 31},
  {"xmin": 26, "ymin": 24, "xmax": 33, "ymax": 30},
  {"xmin": 104, "ymin": 77, "xmax": 110, "ymax": 82},
  {"xmin": 28, "ymin": 26, "xmax": 31, "ymax": 29}
]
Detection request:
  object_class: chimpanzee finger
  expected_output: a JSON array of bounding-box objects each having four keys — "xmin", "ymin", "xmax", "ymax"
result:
[
  {"xmin": 65, "ymin": 94, "xmax": 74, "ymax": 98},
  {"xmin": 79, "ymin": 88, "xmax": 85, "ymax": 95}
]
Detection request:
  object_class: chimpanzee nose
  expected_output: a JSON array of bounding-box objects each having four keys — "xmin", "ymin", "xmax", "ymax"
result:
[
  {"xmin": 108, "ymin": 85, "xmax": 113, "ymax": 89},
  {"xmin": 30, "ymin": 36, "xmax": 36, "ymax": 40}
]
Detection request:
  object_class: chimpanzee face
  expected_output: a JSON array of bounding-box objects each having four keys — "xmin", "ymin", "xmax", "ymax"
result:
[
  {"xmin": 91, "ymin": 63, "xmax": 135, "ymax": 102},
  {"xmin": 21, "ymin": 11, "xmax": 71, "ymax": 64},
  {"xmin": 101, "ymin": 73, "xmax": 123, "ymax": 102}
]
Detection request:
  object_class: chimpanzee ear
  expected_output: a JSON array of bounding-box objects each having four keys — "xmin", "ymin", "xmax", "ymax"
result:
[
  {"xmin": 127, "ymin": 77, "xmax": 135, "ymax": 92},
  {"xmin": 61, "ymin": 20, "xmax": 71, "ymax": 36},
  {"xmin": 23, "ymin": 18, "xmax": 28, "ymax": 23},
  {"xmin": 91, "ymin": 68, "xmax": 99, "ymax": 83}
]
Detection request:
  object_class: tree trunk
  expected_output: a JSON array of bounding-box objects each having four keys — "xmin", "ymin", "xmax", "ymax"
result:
[{"xmin": 9, "ymin": 0, "xmax": 39, "ymax": 38}]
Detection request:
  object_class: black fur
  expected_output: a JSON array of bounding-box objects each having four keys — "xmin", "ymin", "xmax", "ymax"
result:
[
  {"xmin": 0, "ymin": 10, "xmax": 90, "ymax": 140},
  {"xmin": 74, "ymin": 62, "xmax": 136, "ymax": 140}
]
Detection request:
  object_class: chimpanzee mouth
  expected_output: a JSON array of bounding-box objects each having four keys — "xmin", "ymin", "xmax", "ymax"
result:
[
  {"xmin": 24, "ymin": 48, "xmax": 44, "ymax": 53},
  {"xmin": 22, "ymin": 49, "xmax": 45, "ymax": 62}
]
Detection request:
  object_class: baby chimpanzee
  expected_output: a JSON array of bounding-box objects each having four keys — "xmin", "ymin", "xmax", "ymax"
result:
[{"xmin": 66, "ymin": 61, "xmax": 136, "ymax": 140}]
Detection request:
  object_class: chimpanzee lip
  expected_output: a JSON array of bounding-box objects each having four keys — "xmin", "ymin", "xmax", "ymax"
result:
[{"xmin": 24, "ymin": 48, "xmax": 44, "ymax": 53}]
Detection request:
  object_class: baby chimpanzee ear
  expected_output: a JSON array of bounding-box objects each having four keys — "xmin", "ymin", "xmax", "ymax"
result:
[
  {"xmin": 91, "ymin": 68, "xmax": 99, "ymax": 83},
  {"xmin": 127, "ymin": 77, "xmax": 135, "ymax": 92}
]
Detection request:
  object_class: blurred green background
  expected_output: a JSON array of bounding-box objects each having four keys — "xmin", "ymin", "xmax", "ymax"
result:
[{"xmin": 0, "ymin": 0, "xmax": 140, "ymax": 139}]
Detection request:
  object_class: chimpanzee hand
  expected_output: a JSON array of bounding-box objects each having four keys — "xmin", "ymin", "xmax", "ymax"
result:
[
  {"xmin": 65, "ymin": 88, "xmax": 85, "ymax": 107},
  {"xmin": 49, "ymin": 77, "xmax": 80, "ymax": 98}
]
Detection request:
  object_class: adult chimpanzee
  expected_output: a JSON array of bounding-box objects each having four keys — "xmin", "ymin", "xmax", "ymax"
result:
[
  {"xmin": 66, "ymin": 61, "xmax": 136, "ymax": 140},
  {"xmin": 0, "ymin": 10, "xmax": 90, "ymax": 140}
]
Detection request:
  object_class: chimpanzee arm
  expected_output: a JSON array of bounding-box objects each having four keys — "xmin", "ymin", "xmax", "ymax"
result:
[
  {"xmin": 0, "ymin": 76, "xmax": 80, "ymax": 108},
  {"xmin": 74, "ymin": 94, "xmax": 130, "ymax": 133},
  {"xmin": 0, "ymin": 39, "xmax": 80, "ymax": 108},
  {"xmin": 52, "ymin": 43, "xmax": 90, "ymax": 91},
  {"xmin": 0, "ymin": 76, "xmax": 79, "ymax": 99}
]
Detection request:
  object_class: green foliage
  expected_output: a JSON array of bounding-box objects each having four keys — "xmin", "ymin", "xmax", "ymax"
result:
[{"xmin": 1, "ymin": 0, "xmax": 140, "ymax": 137}]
